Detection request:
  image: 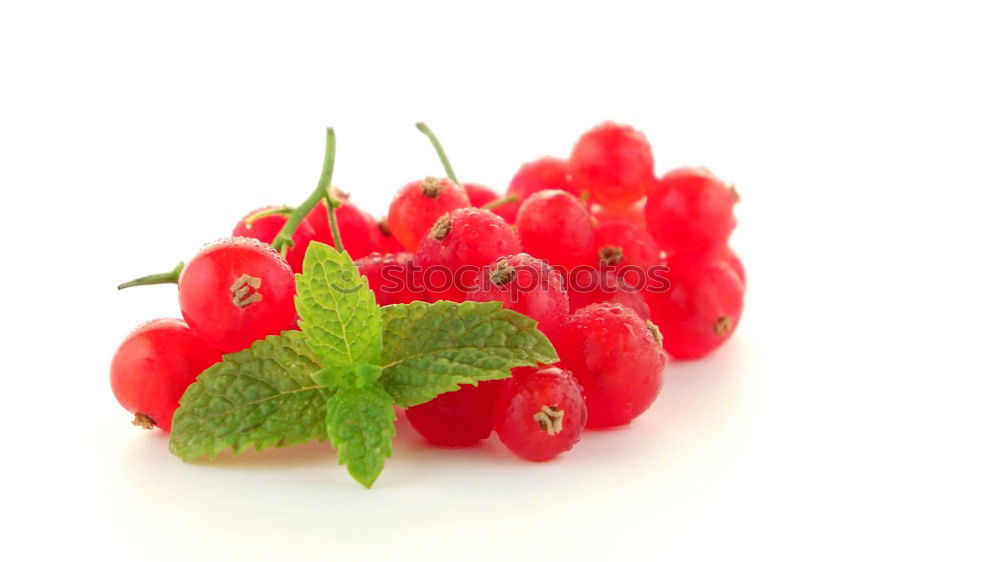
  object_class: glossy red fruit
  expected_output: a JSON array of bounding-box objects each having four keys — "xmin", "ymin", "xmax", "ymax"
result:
[
  {"xmin": 645, "ymin": 251, "xmax": 744, "ymax": 359},
  {"xmin": 232, "ymin": 206, "xmax": 317, "ymax": 273},
  {"xmin": 416, "ymin": 208, "xmax": 522, "ymax": 301},
  {"xmin": 592, "ymin": 219, "xmax": 659, "ymax": 270},
  {"xmin": 515, "ymin": 190, "xmax": 595, "ymax": 270},
  {"xmin": 355, "ymin": 252, "xmax": 426, "ymax": 306},
  {"xmin": 493, "ymin": 366, "xmax": 587, "ymax": 461},
  {"xmin": 591, "ymin": 200, "xmax": 647, "ymax": 228},
  {"xmin": 465, "ymin": 182, "xmax": 518, "ymax": 223},
  {"xmin": 303, "ymin": 197, "xmax": 379, "ymax": 260},
  {"xmin": 568, "ymin": 122, "xmax": 655, "ymax": 210},
  {"xmin": 506, "ymin": 157, "xmax": 577, "ymax": 219},
  {"xmin": 645, "ymin": 167, "xmax": 738, "ymax": 253},
  {"xmin": 714, "ymin": 245, "xmax": 746, "ymax": 285},
  {"xmin": 406, "ymin": 380, "xmax": 504, "ymax": 447},
  {"xmin": 179, "ymin": 237, "xmax": 297, "ymax": 353},
  {"xmin": 375, "ymin": 217, "xmax": 407, "ymax": 254},
  {"xmin": 558, "ymin": 303, "xmax": 666, "ymax": 428},
  {"xmin": 467, "ymin": 253, "xmax": 570, "ymax": 340},
  {"xmin": 110, "ymin": 318, "xmax": 222, "ymax": 431},
  {"xmin": 387, "ymin": 177, "xmax": 471, "ymax": 251},
  {"xmin": 565, "ymin": 268, "xmax": 651, "ymax": 320}
]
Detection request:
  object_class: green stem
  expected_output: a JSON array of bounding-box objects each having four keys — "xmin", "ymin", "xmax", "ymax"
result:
[
  {"xmin": 482, "ymin": 194, "xmax": 518, "ymax": 210},
  {"xmin": 415, "ymin": 122, "xmax": 459, "ymax": 186},
  {"xmin": 325, "ymin": 195, "xmax": 344, "ymax": 252},
  {"xmin": 117, "ymin": 262, "xmax": 184, "ymax": 290},
  {"xmin": 273, "ymin": 128, "xmax": 336, "ymax": 257},
  {"xmin": 244, "ymin": 205, "xmax": 295, "ymax": 228}
]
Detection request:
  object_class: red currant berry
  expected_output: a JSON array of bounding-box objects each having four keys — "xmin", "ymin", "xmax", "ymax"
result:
[
  {"xmin": 506, "ymin": 157, "xmax": 578, "ymax": 218},
  {"xmin": 416, "ymin": 208, "xmax": 522, "ymax": 301},
  {"xmin": 568, "ymin": 122, "xmax": 655, "ymax": 210},
  {"xmin": 405, "ymin": 380, "xmax": 503, "ymax": 447},
  {"xmin": 645, "ymin": 167, "xmax": 738, "ymax": 253},
  {"xmin": 714, "ymin": 245, "xmax": 746, "ymax": 285},
  {"xmin": 179, "ymin": 237, "xmax": 297, "ymax": 353},
  {"xmin": 493, "ymin": 366, "xmax": 587, "ymax": 461},
  {"xmin": 355, "ymin": 252, "xmax": 427, "ymax": 306},
  {"xmin": 387, "ymin": 177, "xmax": 471, "ymax": 251},
  {"xmin": 303, "ymin": 197, "xmax": 379, "ymax": 259},
  {"xmin": 565, "ymin": 268, "xmax": 651, "ymax": 320},
  {"xmin": 375, "ymin": 217, "xmax": 407, "ymax": 254},
  {"xmin": 515, "ymin": 190, "xmax": 595, "ymax": 270},
  {"xmin": 110, "ymin": 318, "xmax": 222, "ymax": 431},
  {"xmin": 558, "ymin": 303, "xmax": 666, "ymax": 428},
  {"xmin": 591, "ymin": 200, "xmax": 647, "ymax": 228},
  {"xmin": 467, "ymin": 253, "xmax": 570, "ymax": 340},
  {"xmin": 593, "ymin": 218, "xmax": 659, "ymax": 270},
  {"xmin": 231, "ymin": 206, "xmax": 317, "ymax": 273},
  {"xmin": 463, "ymin": 182, "xmax": 499, "ymax": 207},
  {"xmin": 644, "ymin": 250, "xmax": 744, "ymax": 359}
]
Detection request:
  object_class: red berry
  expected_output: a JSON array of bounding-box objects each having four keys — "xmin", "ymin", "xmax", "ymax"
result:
[
  {"xmin": 645, "ymin": 167, "xmax": 738, "ymax": 253},
  {"xmin": 558, "ymin": 303, "xmax": 666, "ymax": 428},
  {"xmin": 463, "ymin": 182, "xmax": 499, "ymax": 207},
  {"xmin": 355, "ymin": 252, "xmax": 427, "ymax": 306},
  {"xmin": 593, "ymin": 218, "xmax": 659, "ymax": 270},
  {"xmin": 110, "ymin": 318, "xmax": 222, "ymax": 431},
  {"xmin": 591, "ymin": 200, "xmax": 647, "ymax": 228},
  {"xmin": 303, "ymin": 197, "xmax": 379, "ymax": 260},
  {"xmin": 493, "ymin": 366, "xmax": 587, "ymax": 461},
  {"xmin": 565, "ymin": 268, "xmax": 651, "ymax": 320},
  {"xmin": 416, "ymin": 208, "xmax": 522, "ymax": 301},
  {"xmin": 506, "ymin": 157, "xmax": 577, "ymax": 218},
  {"xmin": 714, "ymin": 245, "xmax": 746, "ymax": 285},
  {"xmin": 387, "ymin": 177, "xmax": 471, "ymax": 251},
  {"xmin": 568, "ymin": 122, "xmax": 655, "ymax": 210},
  {"xmin": 231, "ymin": 206, "xmax": 317, "ymax": 273},
  {"xmin": 644, "ymin": 250, "xmax": 744, "ymax": 359},
  {"xmin": 467, "ymin": 254, "xmax": 570, "ymax": 341},
  {"xmin": 405, "ymin": 380, "xmax": 503, "ymax": 447},
  {"xmin": 179, "ymin": 237, "xmax": 297, "ymax": 353},
  {"xmin": 375, "ymin": 217, "xmax": 407, "ymax": 254},
  {"xmin": 515, "ymin": 190, "xmax": 595, "ymax": 270}
]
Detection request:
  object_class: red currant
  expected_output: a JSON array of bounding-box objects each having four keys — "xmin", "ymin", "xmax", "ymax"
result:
[
  {"xmin": 568, "ymin": 122, "xmax": 655, "ymax": 210},
  {"xmin": 303, "ymin": 197, "xmax": 379, "ymax": 260},
  {"xmin": 178, "ymin": 237, "xmax": 297, "ymax": 353},
  {"xmin": 591, "ymin": 200, "xmax": 647, "ymax": 228},
  {"xmin": 558, "ymin": 303, "xmax": 666, "ymax": 428},
  {"xmin": 645, "ymin": 167, "xmax": 738, "ymax": 253},
  {"xmin": 506, "ymin": 157, "xmax": 577, "ymax": 218},
  {"xmin": 405, "ymin": 380, "xmax": 503, "ymax": 447},
  {"xmin": 231, "ymin": 206, "xmax": 317, "ymax": 273},
  {"xmin": 515, "ymin": 190, "xmax": 595, "ymax": 270},
  {"xmin": 463, "ymin": 182, "xmax": 499, "ymax": 207},
  {"xmin": 493, "ymin": 366, "xmax": 587, "ymax": 461},
  {"xmin": 110, "ymin": 318, "xmax": 222, "ymax": 431},
  {"xmin": 565, "ymin": 268, "xmax": 651, "ymax": 320},
  {"xmin": 467, "ymin": 253, "xmax": 570, "ymax": 341},
  {"xmin": 387, "ymin": 177, "xmax": 470, "ymax": 251},
  {"xmin": 593, "ymin": 218, "xmax": 659, "ymax": 270},
  {"xmin": 715, "ymin": 245, "xmax": 746, "ymax": 285},
  {"xmin": 416, "ymin": 208, "xmax": 522, "ymax": 301},
  {"xmin": 375, "ymin": 217, "xmax": 407, "ymax": 254},
  {"xmin": 355, "ymin": 252, "xmax": 427, "ymax": 306},
  {"xmin": 644, "ymin": 250, "xmax": 744, "ymax": 359}
]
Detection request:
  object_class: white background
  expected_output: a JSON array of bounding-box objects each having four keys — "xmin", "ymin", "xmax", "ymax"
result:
[{"xmin": 1, "ymin": 1, "xmax": 998, "ymax": 560}]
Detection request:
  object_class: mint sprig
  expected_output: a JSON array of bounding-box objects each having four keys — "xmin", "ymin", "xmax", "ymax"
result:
[{"xmin": 169, "ymin": 242, "xmax": 559, "ymax": 487}]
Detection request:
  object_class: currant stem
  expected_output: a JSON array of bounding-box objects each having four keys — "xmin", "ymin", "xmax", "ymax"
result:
[
  {"xmin": 324, "ymin": 194, "xmax": 345, "ymax": 252},
  {"xmin": 244, "ymin": 205, "xmax": 295, "ymax": 228},
  {"xmin": 415, "ymin": 122, "xmax": 460, "ymax": 186},
  {"xmin": 482, "ymin": 194, "xmax": 518, "ymax": 210},
  {"xmin": 273, "ymin": 127, "xmax": 337, "ymax": 257},
  {"xmin": 116, "ymin": 262, "xmax": 184, "ymax": 290}
]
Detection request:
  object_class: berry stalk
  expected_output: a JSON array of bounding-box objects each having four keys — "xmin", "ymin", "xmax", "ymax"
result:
[
  {"xmin": 416, "ymin": 122, "xmax": 460, "ymax": 186},
  {"xmin": 273, "ymin": 127, "xmax": 341, "ymax": 255},
  {"xmin": 116, "ymin": 262, "xmax": 184, "ymax": 290},
  {"xmin": 481, "ymin": 194, "xmax": 518, "ymax": 210}
]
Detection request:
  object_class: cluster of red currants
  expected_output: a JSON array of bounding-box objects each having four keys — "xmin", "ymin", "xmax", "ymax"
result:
[{"xmin": 111, "ymin": 121, "xmax": 744, "ymax": 464}]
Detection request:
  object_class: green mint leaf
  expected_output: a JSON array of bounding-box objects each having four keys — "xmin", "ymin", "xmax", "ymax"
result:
[
  {"xmin": 312, "ymin": 363, "xmax": 383, "ymax": 389},
  {"xmin": 296, "ymin": 242, "xmax": 381, "ymax": 369},
  {"xmin": 325, "ymin": 384, "xmax": 396, "ymax": 488},
  {"xmin": 379, "ymin": 300, "xmax": 560, "ymax": 407},
  {"xmin": 169, "ymin": 331, "xmax": 333, "ymax": 461}
]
